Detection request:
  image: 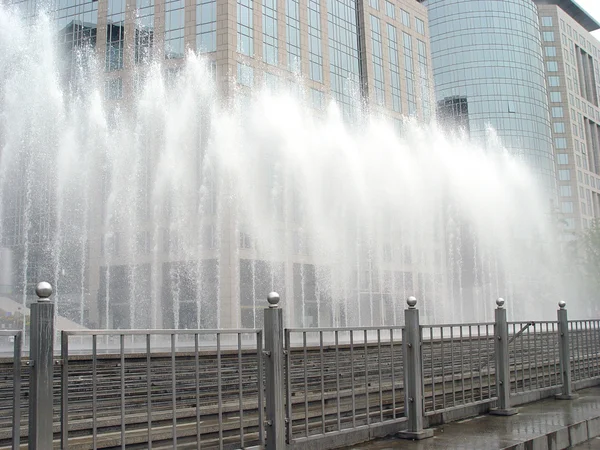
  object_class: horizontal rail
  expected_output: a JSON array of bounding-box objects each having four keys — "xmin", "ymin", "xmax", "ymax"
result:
[{"xmin": 62, "ymin": 328, "xmax": 261, "ymax": 336}]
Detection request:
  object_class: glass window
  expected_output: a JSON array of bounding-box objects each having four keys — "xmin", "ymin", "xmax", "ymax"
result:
[
  {"xmin": 543, "ymin": 32, "xmax": 555, "ymax": 42},
  {"xmin": 542, "ymin": 16, "xmax": 553, "ymax": 27},
  {"xmin": 545, "ymin": 47, "xmax": 556, "ymax": 57},
  {"xmin": 263, "ymin": 0, "xmax": 278, "ymax": 65},
  {"xmin": 401, "ymin": 9, "xmax": 410, "ymax": 27},
  {"xmin": 559, "ymin": 169, "xmax": 571, "ymax": 180},
  {"xmin": 415, "ymin": 17, "xmax": 425, "ymax": 35},
  {"xmin": 554, "ymin": 122, "xmax": 565, "ymax": 133},
  {"xmin": 547, "ymin": 61, "xmax": 558, "ymax": 72},
  {"xmin": 104, "ymin": 78, "xmax": 123, "ymax": 100},
  {"xmin": 237, "ymin": 62, "xmax": 254, "ymax": 86},
  {"xmin": 565, "ymin": 218, "xmax": 575, "ymax": 229},
  {"xmin": 369, "ymin": 0, "xmax": 378, "ymax": 10},
  {"xmin": 286, "ymin": 0, "xmax": 301, "ymax": 72},
  {"xmin": 560, "ymin": 185, "xmax": 572, "ymax": 197},
  {"xmin": 556, "ymin": 154, "xmax": 569, "ymax": 164},
  {"xmin": 552, "ymin": 107, "xmax": 563, "ymax": 117},
  {"xmin": 555, "ymin": 138, "xmax": 567, "ymax": 149},
  {"xmin": 385, "ymin": 0, "xmax": 394, "ymax": 18},
  {"xmin": 237, "ymin": 0, "xmax": 253, "ymax": 56},
  {"xmin": 196, "ymin": 0, "xmax": 216, "ymax": 53},
  {"xmin": 561, "ymin": 202, "xmax": 574, "ymax": 213},
  {"xmin": 548, "ymin": 76, "xmax": 560, "ymax": 86}
]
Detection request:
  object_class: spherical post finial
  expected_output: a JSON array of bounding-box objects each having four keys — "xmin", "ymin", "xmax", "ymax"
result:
[
  {"xmin": 267, "ymin": 292, "xmax": 280, "ymax": 308},
  {"xmin": 407, "ymin": 296, "xmax": 417, "ymax": 309},
  {"xmin": 558, "ymin": 300, "xmax": 566, "ymax": 310},
  {"xmin": 35, "ymin": 282, "xmax": 53, "ymax": 301},
  {"xmin": 496, "ymin": 297, "xmax": 505, "ymax": 308}
]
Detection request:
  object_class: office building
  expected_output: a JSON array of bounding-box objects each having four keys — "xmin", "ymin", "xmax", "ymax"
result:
[
  {"xmin": 1, "ymin": 0, "xmax": 437, "ymax": 329},
  {"xmin": 534, "ymin": 0, "xmax": 600, "ymax": 235}
]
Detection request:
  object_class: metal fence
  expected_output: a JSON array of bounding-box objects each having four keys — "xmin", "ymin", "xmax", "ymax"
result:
[
  {"xmin": 421, "ymin": 324, "xmax": 496, "ymax": 415},
  {"xmin": 0, "ymin": 330, "xmax": 22, "ymax": 450},
  {"xmin": 569, "ymin": 320, "xmax": 600, "ymax": 383},
  {"xmin": 284, "ymin": 327, "xmax": 405, "ymax": 444},
  {"xmin": 59, "ymin": 330, "xmax": 264, "ymax": 450},
  {"xmin": 508, "ymin": 321, "xmax": 562, "ymax": 395},
  {"xmin": 6, "ymin": 284, "xmax": 600, "ymax": 450}
]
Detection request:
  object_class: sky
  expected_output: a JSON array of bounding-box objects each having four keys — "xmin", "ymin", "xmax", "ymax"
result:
[{"xmin": 577, "ymin": 0, "xmax": 600, "ymax": 41}]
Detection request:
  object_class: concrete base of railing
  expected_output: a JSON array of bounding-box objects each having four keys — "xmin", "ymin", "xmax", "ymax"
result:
[
  {"xmin": 396, "ymin": 429, "xmax": 434, "ymax": 440},
  {"xmin": 489, "ymin": 407, "xmax": 518, "ymax": 416},
  {"xmin": 555, "ymin": 393, "xmax": 579, "ymax": 400}
]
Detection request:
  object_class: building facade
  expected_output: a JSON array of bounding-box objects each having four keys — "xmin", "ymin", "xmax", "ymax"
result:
[
  {"xmin": 534, "ymin": 0, "xmax": 600, "ymax": 236},
  {"xmin": 425, "ymin": 0, "xmax": 557, "ymax": 202},
  {"xmin": 1, "ymin": 0, "xmax": 438, "ymax": 330}
]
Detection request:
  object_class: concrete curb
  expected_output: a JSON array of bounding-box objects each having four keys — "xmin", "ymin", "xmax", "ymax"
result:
[{"xmin": 502, "ymin": 416, "xmax": 600, "ymax": 450}]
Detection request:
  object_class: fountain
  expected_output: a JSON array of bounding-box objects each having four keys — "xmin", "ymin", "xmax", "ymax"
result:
[{"xmin": 0, "ymin": 6, "xmax": 588, "ymax": 332}]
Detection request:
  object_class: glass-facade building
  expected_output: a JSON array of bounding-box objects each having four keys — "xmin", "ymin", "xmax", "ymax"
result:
[{"xmin": 426, "ymin": 0, "xmax": 557, "ymax": 202}]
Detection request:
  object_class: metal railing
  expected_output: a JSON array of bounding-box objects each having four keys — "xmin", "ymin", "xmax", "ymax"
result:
[
  {"xmin": 0, "ymin": 330, "xmax": 22, "ymax": 450},
  {"xmin": 284, "ymin": 327, "xmax": 405, "ymax": 444},
  {"xmin": 59, "ymin": 330, "xmax": 264, "ymax": 450},
  {"xmin": 421, "ymin": 323, "xmax": 496, "ymax": 414},
  {"xmin": 508, "ymin": 321, "xmax": 562, "ymax": 394},
  {"xmin": 6, "ymin": 283, "xmax": 600, "ymax": 450},
  {"xmin": 568, "ymin": 320, "xmax": 600, "ymax": 383}
]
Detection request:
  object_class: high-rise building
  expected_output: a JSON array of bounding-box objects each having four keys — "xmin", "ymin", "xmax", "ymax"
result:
[
  {"xmin": 1, "ymin": 0, "xmax": 437, "ymax": 329},
  {"xmin": 533, "ymin": 0, "xmax": 600, "ymax": 236},
  {"xmin": 8, "ymin": 0, "xmax": 434, "ymax": 122},
  {"xmin": 425, "ymin": 0, "xmax": 558, "ymax": 202}
]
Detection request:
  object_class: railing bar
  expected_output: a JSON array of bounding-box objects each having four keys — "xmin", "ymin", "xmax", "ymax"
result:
[
  {"xmin": 63, "ymin": 328, "xmax": 262, "ymax": 336},
  {"xmin": 304, "ymin": 332, "xmax": 309, "ymax": 437},
  {"xmin": 12, "ymin": 332, "xmax": 21, "ymax": 450},
  {"xmin": 217, "ymin": 333, "xmax": 223, "ymax": 449},
  {"xmin": 592, "ymin": 320, "xmax": 600, "ymax": 376},
  {"xmin": 257, "ymin": 331, "xmax": 265, "ymax": 445},
  {"xmin": 586, "ymin": 321, "xmax": 591, "ymax": 379},
  {"xmin": 364, "ymin": 329, "xmax": 370, "ymax": 426},
  {"xmin": 391, "ymin": 329, "xmax": 396, "ymax": 419},
  {"xmin": 171, "ymin": 334, "xmax": 177, "ymax": 449},
  {"xmin": 335, "ymin": 330, "xmax": 341, "ymax": 431},
  {"xmin": 451, "ymin": 327, "xmax": 455, "ymax": 406},
  {"xmin": 147, "ymin": 334, "xmax": 152, "ymax": 450},
  {"xmin": 431, "ymin": 327, "xmax": 436, "ymax": 411},
  {"xmin": 460, "ymin": 326, "xmax": 465, "ymax": 403},
  {"xmin": 477, "ymin": 325, "xmax": 482, "ymax": 402},
  {"xmin": 526, "ymin": 325, "xmax": 532, "ymax": 392},
  {"xmin": 350, "ymin": 330, "xmax": 356, "ymax": 428},
  {"xmin": 554, "ymin": 322, "xmax": 560, "ymax": 386},
  {"xmin": 120, "ymin": 334, "xmax": 125, "ymax": 450},
  {"xmin": 486, "ymin": 324, "xmax": 491, "ymax": 399},
  {"xmin": 238, "ymin": 333, "xmax": 244, "ymax": 447},
  {"xmin": 61, "ymin": 332, "xmax": 69, "ymax": 450},
  {"xmin": 441, "ymin": 327, "xmax": 446, "ymax": 410},
  {"xmin": 510, "ymin": 323, "xmax": 516, "ymax": 394},
  {"xmin": 320, "ymin": 331, "xmax": 326, "ymax": 435},
  {"xmin": 469, "ymin": 326, "xmax": 474, "ymax": 403},
  {"xmin": 285, "ymin": 330, "xmax": 292, "ymax": 443},
  {"xmin": 378, "ymin": 329, "xmax": 383, "ymax": 422},
  {"xmin": 195, "ymin": 334, "xmax": 201, "ymax": 449},
  {"xmin": 93, "ymin": 335, "xmax": 98, "ymax": 450}
]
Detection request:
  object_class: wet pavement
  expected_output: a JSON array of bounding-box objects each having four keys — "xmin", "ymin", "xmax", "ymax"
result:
[
  {"xmin": 347, "ymin": 386, "xmax": 600, "ymax": 449},
  {"xmin": 574, "ymin": 437, "xmax": 600, "ymax": 449}
]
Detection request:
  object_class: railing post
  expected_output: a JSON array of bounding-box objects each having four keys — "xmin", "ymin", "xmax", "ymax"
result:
[
  {"xmin": 398, "ymin": 296, "xmax": 433, "ymax": 440},
  {"xmin": 28, "ymin": 282, "xmax": 55, "ymax": 450},
  {"xmin": 264, "ymin": 292, "xmax": 286, "ymax": 448},
  {"xmin": 490, "ymin": 298, "xmax": 518, "ymax": 416},
  {"xmin": 556, "ymin": 301, "xmax": 578, "ymax": 400}
]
